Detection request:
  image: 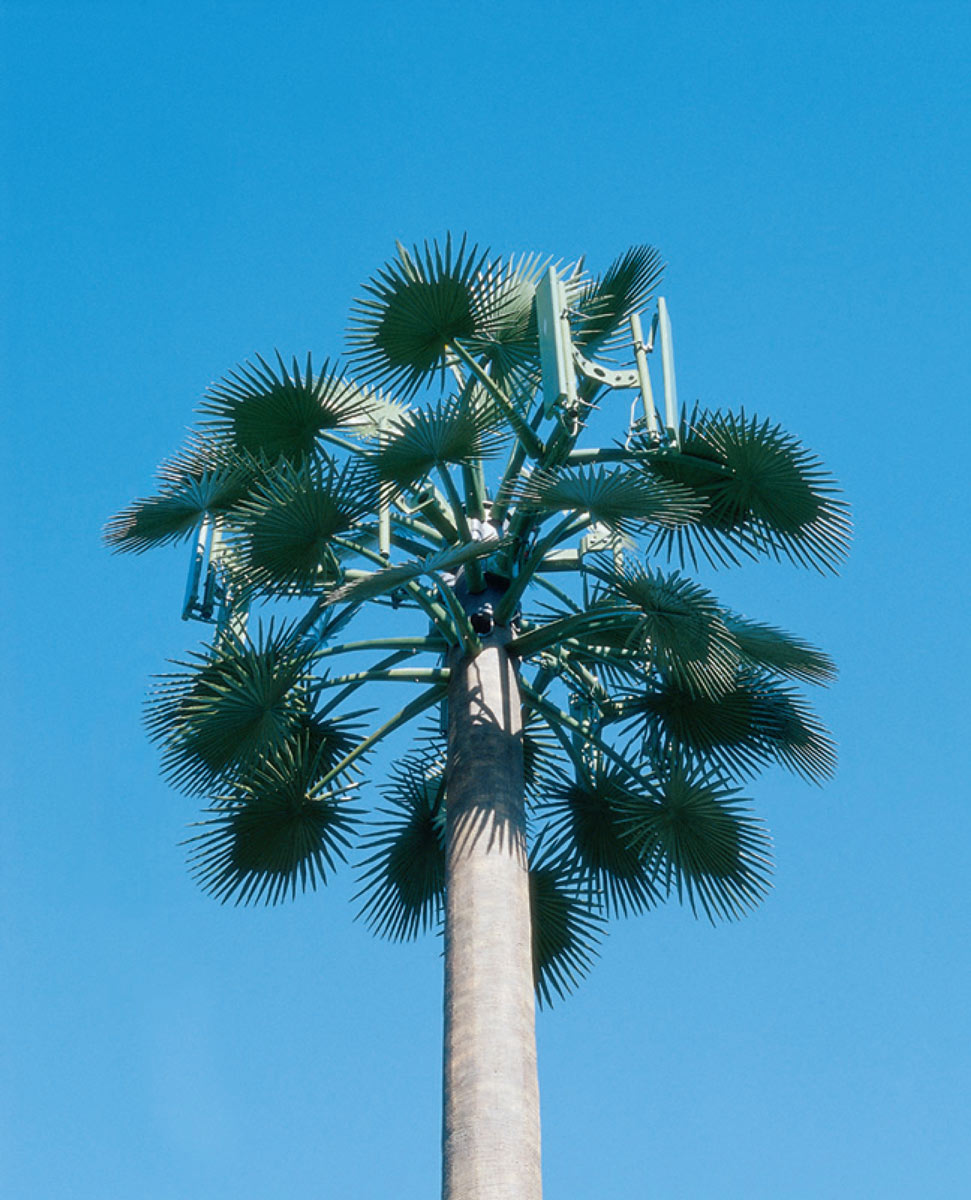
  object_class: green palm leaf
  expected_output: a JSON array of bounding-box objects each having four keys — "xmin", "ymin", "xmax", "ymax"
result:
[
  {"xmin": 184, "ymin": 734, "xmax": 361, "ymax": 906},
  {"xmin": 592, "ymin": 562, "xmax": 741, "ymax": 698},
  {"xmin": 530, "ymin": 853, "xmax": 607, "ymax": 1008},
  {"xmin": 514, "ymin": 465, "xmax": 701, "ymax": 536},
  {"xmin": 464, "ymin": 250, "xmax": 551, "ymax": 390},
  {"xmin": 354, "ymin": 746, "xmax": 447, "ymax": 940},
  {"xmin": 104, "ymin": 444, "xmax": 254, "ymax": 553},
  {"xmin": 723, "ymin": 613, "xmax": 836, "ymax": 685},
  {"xmin": 618, "ymin": 763, "xmax": 772, "ymax": 922},
  {"xmin": 623, "ymin": 671, "xmax": 837, "ymax": 783},
  {"xmin": 535, "ymin": 763, "xmax": 661, "ymax": 917},
  {"xmin": 234, "ymin": 458, "xmax": 378, "ymax": 595},
  {"xmin": 198, "ymin": 353, "xmax": 375, "ymax": 463},
  {"xmin": 145, "ymin": 624, "xmax": 316, "ymax": 794},
  {"xmin": 573, "ymin": 245, "xmax": 665, "ymax": 356},
  {"xmin": 643, "ymin": 408, "xmax": 851, "ymax": 572},
  {"xmin": 347, "ymin": 234, "xmax": 497, "ymax": 397},
  {"xmin": 370, "ymin": 393, "xmax": 508, "ymax": 489}
]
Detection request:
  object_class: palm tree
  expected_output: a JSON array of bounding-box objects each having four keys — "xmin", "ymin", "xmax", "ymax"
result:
[{"xmin": 106, "ymin": 236, "xmax": 848, "ymax": 1200}]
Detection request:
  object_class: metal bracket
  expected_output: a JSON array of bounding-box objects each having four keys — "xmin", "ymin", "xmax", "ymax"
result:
[
  {"xmin": 571, "ymin": 349, "xmax": 639, "ymax": 391},
  {"xmin": 182, "ymin": 518, "xmax": 233, "ymax": 628}
]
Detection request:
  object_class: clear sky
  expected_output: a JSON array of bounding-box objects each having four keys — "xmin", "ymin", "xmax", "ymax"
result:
[{"xmin": 2, "ymin": 2, "xmax": 969, "ymax": 1197}]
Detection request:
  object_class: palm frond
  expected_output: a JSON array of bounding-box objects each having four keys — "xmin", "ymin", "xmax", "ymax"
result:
[
  {"xmin": 535, "ymin": 763, "xmax": 661, "ymax": 917},
  {"xmin": 643, "ymin": 408, "xmax": 851, "ymax": 572},
  {"xmin": 591, "ymin": 562, "xmax": 740, "ymax": 698},
  {"xmin": 347, "ymin": 234, "xmax": 497, "ymax": 397},
  {"xmin": 623, "ymin": 671, "xmax": 837, "ymax": 784},
  {"xmin": 530, "ymin": 853, "xmax": 607, "ymax": 1008},
  {"xmin": 104, "ymin": 447, "xmax": 253, "ymax": 553},
  {"xmin": 198, "ymin": 353, "xmax": 375, "ymax": 463},
  {"xmin": 354, "ymin": 746, "xmax": 447, "ymax": 940},
  {"xmin": 464, "ymin": 251, "xmax": 550, "ymax": 391},
  {"xmin": 573, "ymin": 245, "xmax": 665, "ymax": 356},
  {"xmin": 184, "ymin": 735, "xmax": 361, "ymax": 905},
  {"xmin": 145, "ymin": 624, "xmax": 315, "ymax": 794},
  {"xmin": 723, "ymin": 613, "xmax": 836, "ymax": 685},
  {"xmin": 370, "ymin": 393, "xmax": 508, "ymax": 489},
  {"xmin": 514, "ymin": 465, "xmax": 701, "ymax": 536},
  {"xmin": 233, "ymin": 458, "xmax": 378, "ymax": 594},
  {"xmin": 618, "ymin": 762, "xmax": 772, "ymax": 922}
]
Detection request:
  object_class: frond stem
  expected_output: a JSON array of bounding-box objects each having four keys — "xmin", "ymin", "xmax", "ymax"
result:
[
  {"xmin": 319, "ymin": 430, "xmax": 368, "ymax": 456},
  {"xmin": 315, "ymin": 685, "xmax": 448, "ymax": 789},
  {"xmin": 313, "ymin": 667, "xmax": 451, "ymax": 690},
  {"xmin": 491, "ymin": 440, "xmax": 528, "ymax": 525},
  {"xmin": 531, "ymin": 573, "xmax": 582, "ymax": 613},
  {"xmin": 316, "ymin": 649, "xmax": 419, "ymax": 716},
  {"xmin": 449, "ymin": 340, "xmax": 545, "ymax": 461},
  {"xmin": 436, "ymin": 464, "xmax": 484, "ymax": 593},
  {"xmin": 310, "ymin": 636, "xmax": 448, "ymax": 661},
  {"xmin": 520, "ymin": 680, "xmax": 654, "ymax": 790},
  {"xmin": 494, "ymin": 513, "xmax": 589, "ymax": 624}
]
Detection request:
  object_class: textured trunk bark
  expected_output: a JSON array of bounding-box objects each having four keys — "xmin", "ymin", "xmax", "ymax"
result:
[{"xmin": 442, "ymin": 629, "xmax": 542, "ymax": 1200}]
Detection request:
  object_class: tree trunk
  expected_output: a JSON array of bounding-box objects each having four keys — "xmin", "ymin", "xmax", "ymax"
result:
[{"xmin": 442, "ymin": 628, "xmax": 543, "ymax": 1200}]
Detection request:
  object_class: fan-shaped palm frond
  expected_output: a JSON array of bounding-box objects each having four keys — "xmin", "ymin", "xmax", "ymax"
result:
[
  {"xmin": 185, "ymin": 734, "xmax": 361, "ymax": 905},
  {"xmin": 618, "ymin": 763, "xmax": 772, "ymax": 921},
  {"xmin": 529, "ymin": 853, "xmax": 607, "ymax": 1008},
  {"xmin": 145, "ymin": 624, "xmax": 315, "ymax": 794},
  {"xmin": 464, "ymin": 251, "xmax": 551, "ymax": 391},
  {"xmin": 723, "ymin": 613, "xmax": 836, "ymax": 685},
  {"xmin": 623, "ymin": 671, "xmax": 837, "ymax": 783},
  {"xmin": 233, "ymin": 458, "xmax": 378, "ymax": 594},
  {"xmin": 104, "ymin": 447, "xmax": 253, "ymax": 553},
  {"xmin": 347, "ymin": 234, "xmax": 499, "ymax": 397},
  {"xmin": 370, "ymin": 393, "xmax": 508, "ymax": 489},
  {"xmin": 354, "ymin": 746, "xmax": 447, "ymax": 940},
  {"xmin": 536, "ymin": 763, "xmax": 661, "ymax": 917},
  {"xmin": 573, "ymin": 245, "xmax": 665, "ymax": 356},
  {"xmin": 643, "ymin": 408, "xmax": 851, "ymax": 572},
  {"xmin": 591, "ymin": 563, "xmax": 740, "ymax": 698},
  {"xmin": 514, "ymin": 465, "xmax": 701, "ymax": 536},
  {"xmin": 198, "ymin": 353, "xmax": 374, "ymax": 464}
]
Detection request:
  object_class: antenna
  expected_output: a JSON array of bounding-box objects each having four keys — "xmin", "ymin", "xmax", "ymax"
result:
[
  {"xmin": 535, "ymin": 269, "xmax": 673, "ymax": 443},
  {"xmin": 535, "ymin": 267, "xmax": 577, "ymax": 415},
  {"xmin": 657, "ymin": 297, "xmax": 679, "ymax": 445}
]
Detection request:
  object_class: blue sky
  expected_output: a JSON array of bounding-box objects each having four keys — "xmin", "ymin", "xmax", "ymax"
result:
[{"xmin": 2, "ymin": 2, "xmax": 969, "ymax": 1196}]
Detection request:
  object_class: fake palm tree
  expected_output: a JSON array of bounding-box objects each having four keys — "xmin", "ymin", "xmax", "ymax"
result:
[{"xmin": 106, "ymin": 236, "xmax": 848, "ymax": 1200}]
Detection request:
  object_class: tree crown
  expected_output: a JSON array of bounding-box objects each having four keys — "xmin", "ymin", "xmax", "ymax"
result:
[{"xmin": 106, "ymin": 236, "xmax": 849, "ymax": 1004}]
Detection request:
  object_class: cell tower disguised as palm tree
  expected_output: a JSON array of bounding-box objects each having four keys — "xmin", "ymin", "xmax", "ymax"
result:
[{"xmin": 106, "ymin": 237, "xmax": 848, "ymax": 1200}]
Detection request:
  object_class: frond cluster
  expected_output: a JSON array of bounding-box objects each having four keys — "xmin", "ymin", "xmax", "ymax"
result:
[{"xmin": 107, "ymin": 233, "xmax": 848, "ymax": 1004}]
